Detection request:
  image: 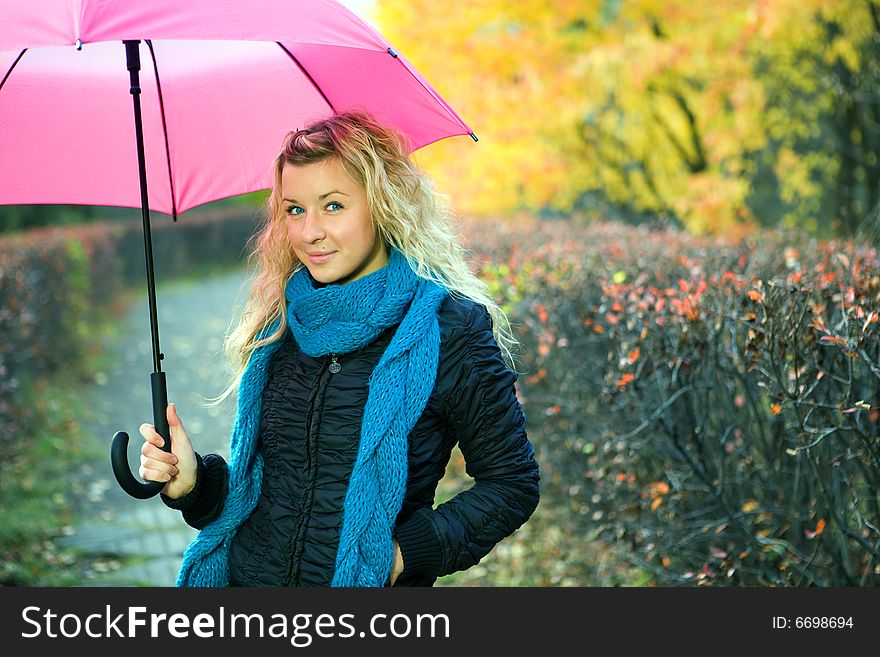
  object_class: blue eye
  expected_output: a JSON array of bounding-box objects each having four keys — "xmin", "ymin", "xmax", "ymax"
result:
[
  {"xmin": 285, "ymin": 205, "xmax": 304, "ymax": 216},
  {"xmin": 327, "ymin": 202, "xmax": 343, "ymax": 212}
]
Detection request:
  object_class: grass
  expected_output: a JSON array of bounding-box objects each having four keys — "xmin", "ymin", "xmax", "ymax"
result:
[
  {"xmin": 0, "ymin": 372, "xmax": 107, "ymax": 586},
  {"xmin": 0, "ymin": 301, "xmax": 127, "ymax": 587}
]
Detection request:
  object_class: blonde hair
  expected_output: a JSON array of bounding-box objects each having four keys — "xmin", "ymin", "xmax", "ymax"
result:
[{"xmin": 210, "ymin": 110, "xmax": 518, "ymax": 405}]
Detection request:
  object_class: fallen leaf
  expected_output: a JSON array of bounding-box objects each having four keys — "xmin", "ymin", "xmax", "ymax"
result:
[
  {"xmin": 710, "ymin": 547, "xmax": 728, "ymax": 559},
  {"xmin": 805, "ymin": 518, "xmax": 827, "ymax": 539},
  {"xmin": 742, "ymin": 499, "xmax": 759, "ymax": 513},
  {"xmin": 537, "ymin": 304, "xmax": 548, "ymax": 324}
]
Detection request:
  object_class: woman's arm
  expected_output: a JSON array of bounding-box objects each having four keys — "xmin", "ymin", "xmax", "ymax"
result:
[{"xmin": 395, "ymin": 301, "xmax": 540, "ymax": 579}]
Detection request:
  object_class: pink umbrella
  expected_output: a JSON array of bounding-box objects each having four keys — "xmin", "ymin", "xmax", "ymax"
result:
[{"xmin": 0, "ymin": 0, "xmax": 476, "ymax": 499}]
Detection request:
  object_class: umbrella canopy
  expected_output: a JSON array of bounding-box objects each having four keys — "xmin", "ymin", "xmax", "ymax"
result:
[
  {"xmin": 0, "ymin": 0, "xmax": 475, "ymax": 500},
  {"xmin": 0, "ymin": 0, "xmax": 474, "ymax": 217}
]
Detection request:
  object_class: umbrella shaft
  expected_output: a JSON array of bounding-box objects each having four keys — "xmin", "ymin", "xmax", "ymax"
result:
[{"xmin": 125, "ymin": 40, "xmax": 163, "ymax": 374}]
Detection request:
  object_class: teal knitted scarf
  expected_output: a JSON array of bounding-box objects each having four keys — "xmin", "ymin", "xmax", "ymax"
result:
[{"xmin": 176, "ymin": 248, "xmax": 446, "ymax": 587}]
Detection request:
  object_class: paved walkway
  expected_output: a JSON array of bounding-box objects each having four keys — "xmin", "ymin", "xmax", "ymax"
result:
[{"xmin": 57, "ymin": 267, "xmax": 249, "ymax": 586}]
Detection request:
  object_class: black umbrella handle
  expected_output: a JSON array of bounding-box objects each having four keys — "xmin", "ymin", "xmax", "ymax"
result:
[{"xmin": 110, "ymin": 372, "xmax": 171, "ymax": 499}]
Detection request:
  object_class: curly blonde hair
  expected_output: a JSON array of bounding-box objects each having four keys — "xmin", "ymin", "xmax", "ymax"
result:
[{"xmin": 210, "ymin": 110, "xmax": 518, "ymax": 404}]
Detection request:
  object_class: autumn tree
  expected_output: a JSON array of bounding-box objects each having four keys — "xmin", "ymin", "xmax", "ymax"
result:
[
  {"xmin": 753, "ymin": 0, "xmax": 880, "ymax": 238},
  {"xmin": 375, "ymin": 0, "xmax": 880, "ymax": 237}
]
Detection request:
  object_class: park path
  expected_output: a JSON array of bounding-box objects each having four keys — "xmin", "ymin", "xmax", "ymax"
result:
[{"xmin": 57, "ymin": 267, "xmax": 250, "ymax": 586}]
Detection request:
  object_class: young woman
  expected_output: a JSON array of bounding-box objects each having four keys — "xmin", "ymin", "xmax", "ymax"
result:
[{"xmin": 138, "ymin": 110, "xmax": 540, "ymax": 587}]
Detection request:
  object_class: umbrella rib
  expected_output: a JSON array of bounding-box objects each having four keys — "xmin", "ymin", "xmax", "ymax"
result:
[
  {"xmin": 0, "ymin": 49, "xmax": 26, "ymax": 94},
  {"xmin": 385, "ymin": 49, "xmax": 476, "ymax": 143},
  {"xmin": 275, "ymin": 43, "xmax": 335, "ymax": 113},
  {"xmin": 145, "ymin": 40, "xmax": 179, "ymax": 222}
]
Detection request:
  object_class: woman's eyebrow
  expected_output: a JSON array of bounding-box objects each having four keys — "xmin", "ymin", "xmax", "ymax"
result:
[
  {"xmin": 319, "ymin": 190, "xmax": 350, "ymax": 200},
  {"xmin": 282, "ymin": 190, "xmax": 350, "ymax": 203}
]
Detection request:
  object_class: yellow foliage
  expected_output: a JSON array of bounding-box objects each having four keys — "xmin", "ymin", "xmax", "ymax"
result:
[{"xmin": 374, "ymin": 0, "xmax": 877, "ymax": 235}]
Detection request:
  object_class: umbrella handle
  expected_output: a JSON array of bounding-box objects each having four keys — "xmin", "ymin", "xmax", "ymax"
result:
[{"xmin": 110, "ymin": 372, "xmax": 171, "ymax": 499}]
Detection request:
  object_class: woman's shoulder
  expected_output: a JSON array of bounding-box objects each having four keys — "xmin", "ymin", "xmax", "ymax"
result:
[
  {"xmin": 434, "ymin": 293, "xmax": 515, "ymax": 401},
  {"xmin": 437, "ymin": 293, "xmax": 492, "ymax": 336}
]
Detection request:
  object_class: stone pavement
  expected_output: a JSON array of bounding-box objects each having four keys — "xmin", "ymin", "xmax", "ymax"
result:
[
  {"xmin": 56, "ymin": 267, "xmax": 249, "ymax": 586},
  {"xmin": 56, "ymin": 497, "xmax": 197, "ymax": 586}
]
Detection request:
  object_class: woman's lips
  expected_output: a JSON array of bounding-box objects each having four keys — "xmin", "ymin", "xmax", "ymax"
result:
[{"xmin": 307, "ymin": 251, "xmax": 336, "ymax": 264}]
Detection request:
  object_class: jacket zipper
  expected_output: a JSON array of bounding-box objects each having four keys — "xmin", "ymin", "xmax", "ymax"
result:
[{"xmin": 287, "ymin": 353, "xmax": 339, "ymax": 585}]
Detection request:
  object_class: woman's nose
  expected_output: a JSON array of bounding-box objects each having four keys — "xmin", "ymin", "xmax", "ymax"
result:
[{"xmin": 299, "ymin": 212, "xmax": 325, "ymax": 242}]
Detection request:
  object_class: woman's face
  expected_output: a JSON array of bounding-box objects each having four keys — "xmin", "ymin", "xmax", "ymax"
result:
[{"xmin": 281, "ymin": 158, "xmax": 388, "ymax": 286}]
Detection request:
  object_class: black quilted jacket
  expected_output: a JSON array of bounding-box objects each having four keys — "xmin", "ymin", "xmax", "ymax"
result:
[{"xmin": 164, "ymin": 295, "xmax": 540, "ymax": 586}]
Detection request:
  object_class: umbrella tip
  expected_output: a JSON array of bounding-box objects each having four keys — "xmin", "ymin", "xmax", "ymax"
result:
[
  {"xmin": 387, "ymin": 47, "xmax": 398, "ymax": 59},
  {"xmin": 470, "ymin": 132, "xmax": 479, "ymax": 143},
  {"xmin": 75, "ymin": 39, "xmax": 83, "ymax": 51}
]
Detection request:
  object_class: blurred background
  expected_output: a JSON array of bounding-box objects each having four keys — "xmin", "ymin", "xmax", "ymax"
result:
[{"xmin": 2, "ymin": 0, "xmax": 879, "ymax": 586}]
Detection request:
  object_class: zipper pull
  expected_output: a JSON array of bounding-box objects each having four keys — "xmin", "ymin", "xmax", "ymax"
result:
[{"xmin": 329, "ymin": 353, "xmax": 341, "ymax": 374}]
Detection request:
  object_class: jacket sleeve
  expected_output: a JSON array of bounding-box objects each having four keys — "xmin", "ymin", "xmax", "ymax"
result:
[
  {"xmin": 161, "ymin": 452, "xmax": 228, "ymax": 529},
  {"xmin": 395, "ymin": 301, "xmax": 540, "ymax": 579}
]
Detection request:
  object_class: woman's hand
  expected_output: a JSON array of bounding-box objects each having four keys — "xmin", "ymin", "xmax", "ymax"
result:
[
  {"xmin": 138, "ymin": 403, "xmax": 198, "ymax": 500},
  {"xmin": 389, "ymin": 539, "xmax": 405, "ymax": 585}
]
